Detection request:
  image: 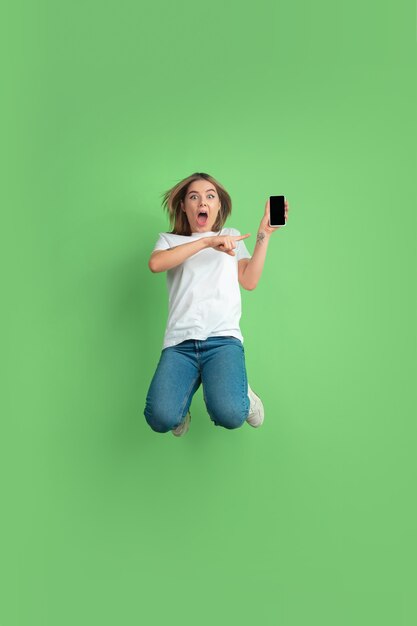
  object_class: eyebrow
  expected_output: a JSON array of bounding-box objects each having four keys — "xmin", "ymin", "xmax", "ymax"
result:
[{"xmin": 188, "ymin": 188, "xmax": 216, "ymax": 195}]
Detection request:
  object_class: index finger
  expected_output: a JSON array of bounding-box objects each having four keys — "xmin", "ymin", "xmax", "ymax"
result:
[{"xmin": 233, "ymin": 233, "xmax": 251, "ymax": 240}]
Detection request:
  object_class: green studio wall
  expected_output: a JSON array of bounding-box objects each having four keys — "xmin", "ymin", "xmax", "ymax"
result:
[{"xmin": 2, "ymin": 1, "xmax": 415, "ymax": 625}]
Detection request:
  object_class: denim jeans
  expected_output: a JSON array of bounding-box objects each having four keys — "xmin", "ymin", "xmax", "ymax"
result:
[{"xmin": 144, "ymin": 336, "xmax": 250, "ymax": 432}]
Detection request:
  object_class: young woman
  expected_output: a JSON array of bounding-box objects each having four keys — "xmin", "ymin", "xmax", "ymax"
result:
[{"xmin": 144, "ymin": 172, "xmax": 289, "ymax": 436}]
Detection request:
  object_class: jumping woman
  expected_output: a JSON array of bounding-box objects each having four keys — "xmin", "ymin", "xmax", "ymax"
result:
[{"xmin": 144, "ymin": 172, "xmax": 289, "ymax": 436}]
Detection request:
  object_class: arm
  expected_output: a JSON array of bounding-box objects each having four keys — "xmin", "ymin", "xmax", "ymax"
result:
[
  {"xmin": 149, "ymin": 237, "xmax": 211, "ymax": 273},
  {"xmin": 241, "ymin": 229, "xmax": 270, "ymax": 289},
  {"xmin": 243, "ymin": 196, "xmax": 289, "ymax": 288}
]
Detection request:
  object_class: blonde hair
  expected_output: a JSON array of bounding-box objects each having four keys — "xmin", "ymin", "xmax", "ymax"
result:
[{"xmin": 160, "ymin": 172, "xmax": 232, "ymax": 236}]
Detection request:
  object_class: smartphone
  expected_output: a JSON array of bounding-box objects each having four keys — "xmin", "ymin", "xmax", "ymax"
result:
[{"xmin": 269, "ymin": 195, "xmax": 286, "ymax": 227}]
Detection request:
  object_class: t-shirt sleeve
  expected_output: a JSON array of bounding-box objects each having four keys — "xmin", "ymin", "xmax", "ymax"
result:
[
  {"xmin": 152, "ymin": 233, "xmax": 171, "ymax": 252},
  {"xmin": 233, "ymin": 229, "xmax": 252, "ymax": 261}
]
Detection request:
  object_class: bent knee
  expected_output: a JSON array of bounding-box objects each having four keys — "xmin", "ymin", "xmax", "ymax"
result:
[
  {"xmin": 211, "ymin": 406, "xmax": 247, "ymax": 430},
  {"xmin": 144, "ymin": 408, "xmax": 181, "ymax": 433}
]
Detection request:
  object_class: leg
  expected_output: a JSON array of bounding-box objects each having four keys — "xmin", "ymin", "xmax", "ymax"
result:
[
  {"xmin": 144, "ymin": 341, "xmax": 201, "ymax": 433},
  {"xmin": 200, "ymin": 336, "xmax": 250, "ymax": 429}
]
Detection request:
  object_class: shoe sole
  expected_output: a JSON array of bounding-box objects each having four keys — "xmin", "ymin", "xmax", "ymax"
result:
[
  {"xmin": 246, "ymin": 386, "xmax": 264, "ymax": 427},
  {"xmin": 172, "ymin": 411, "xmax": 191, "ymax": 437}
]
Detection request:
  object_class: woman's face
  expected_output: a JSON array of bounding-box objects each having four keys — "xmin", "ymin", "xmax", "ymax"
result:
[{"xmin": 181, "ymin": 180, "xmax": 222, "ymax": 233}]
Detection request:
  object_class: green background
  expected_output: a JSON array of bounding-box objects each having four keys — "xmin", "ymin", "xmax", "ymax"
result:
[{"xmin": 2, "ymin": 1, "xmax": 415, "ymax": 625}]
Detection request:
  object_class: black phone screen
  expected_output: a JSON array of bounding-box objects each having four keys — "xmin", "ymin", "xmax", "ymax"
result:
[{"xmin": 269, "ymin": 195, "xmax": 286, "ymax": 226}]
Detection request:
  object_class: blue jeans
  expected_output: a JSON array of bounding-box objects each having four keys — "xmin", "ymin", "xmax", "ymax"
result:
[{"xmin": 144, "ymin": 336, "xmax": 250, "ymax": 432}]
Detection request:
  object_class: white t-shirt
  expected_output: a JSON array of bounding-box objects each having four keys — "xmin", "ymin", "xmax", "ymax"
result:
[{"xmin": 152, "ymin": 227, "xmax": 252, "ymax": 350}]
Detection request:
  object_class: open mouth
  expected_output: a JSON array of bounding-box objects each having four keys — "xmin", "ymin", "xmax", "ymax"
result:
[{"xmin": 196, "ymin": 211, "xmax": 208, "ymax": 226}]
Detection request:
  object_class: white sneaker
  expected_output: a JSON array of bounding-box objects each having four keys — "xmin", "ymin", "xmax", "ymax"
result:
[
  {"xmin": 172, "ymin": 411, "xmax": 191, "ymax": 437},
  {"xmin": 246, "ymin": 384, "xmax": 264, "ymax": 428}
]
